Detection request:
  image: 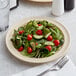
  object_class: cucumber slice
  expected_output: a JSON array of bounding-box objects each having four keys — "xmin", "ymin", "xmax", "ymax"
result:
[
  {"xmin": 44, "ymin": 41, "xmax": 54, "ymax": 46},
  {"xmin": 45, "ymin": 32, "xmax": 51, "ymax": 38},
  {"xmin": 33, "ymin": 35, "xmax": 43, "ymax": 39},
  {"xmin": 37, "ymin": 25, "xmax": 43, "ymax": 30}
]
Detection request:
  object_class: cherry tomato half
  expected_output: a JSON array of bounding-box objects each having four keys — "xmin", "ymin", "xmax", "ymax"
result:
[
  {"xmin": 36, "ymin": 42, "xmax": 38, "ymax": 45},
  {"xmin": 27, "ymin": 47, "xmax": 32, "ymax": 54},
  {"xmin": 45, "ymin": 45, "xmax": 52, "ymax": 52},
  {"xmin": 27, "ymin": 34, "xmax": 32, "ymax": 41},
  {"xmin": 53, "ymin": 40, "xmax": 60, "ymax": 46},
  {"xmin": 36, "ymin": 30, "xmax": 42, "ymax": 35},
  {"xmin": 19, "ymin": 30, "xmax": 24, "ymax": 34},
  {"xmin": 47, "ymin": 35, "xmax": 53, "ymax": 41},
  {"xmin": 38, "ymin": 24, "xmax": 42, "ymax": 26},
  {"xmin": 18, "ymin": 46, "xmax": 24, "ymax": 52}
]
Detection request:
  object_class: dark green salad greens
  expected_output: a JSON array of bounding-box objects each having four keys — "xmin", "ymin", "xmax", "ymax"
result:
[{"xmin": 11, "ymin": 20, "xmax": 64, "ymax": 58}]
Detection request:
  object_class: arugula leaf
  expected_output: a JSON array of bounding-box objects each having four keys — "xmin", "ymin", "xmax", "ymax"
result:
[
  {"xmin": 41, "ymin": 20, "xmax": 48, "ymax": 26},
  {"xmin": 18, "ymin": 27, "xmax": 24, "ymax": 31},
  {"xmin": 43, "ymin": 27, "xmax": 51, "ymax": 36},
  {"xmin": 32, "ymin": 20, "xmax": 38, "ymax": 28},
  {"xmin": 36, "ymin": 44, "xmax": 42, "ymax": 49},
  {"xmin": 25, "ymin": 21, "xmax": 33, "ymax": 32},
  {"xmin": 47, "ymin": 22, "xmax": 53, "ymax": 26}
]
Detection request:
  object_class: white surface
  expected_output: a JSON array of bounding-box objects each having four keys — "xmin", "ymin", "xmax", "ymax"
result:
[
  {"xmin": 0, "ymin": 0, "xmax": 76, "ymax": 76},
  {"xmin": 12, "ymin": 57, "xmax": 58, "ymax": 76},
  {"xmin": 12, "ymin": 57, "xmax": 76, "ymax": 76}
]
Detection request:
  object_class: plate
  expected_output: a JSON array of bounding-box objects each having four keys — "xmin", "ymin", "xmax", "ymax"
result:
[
  {"xmin": 29, "ymin": 0, "xmax": 53, "ymax": 2},
  {"xmin": 6, "ymin": 17, "xmax": 70, "ymax": 63}
]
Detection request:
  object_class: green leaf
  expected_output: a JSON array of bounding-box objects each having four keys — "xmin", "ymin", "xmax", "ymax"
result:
[
  {"xmin": 25, "ymin": 21, "xmax": 33, "ymax": 32},
  {"xmin": 47, "ymin": 23, "xmax": 53, "ymax": 26},
  {"xmin": 49, "ymin": 28, "xmax": 57, "ymax": 35},
  {"xmin": 59, "ymin": 39, "xmax": 64, "ymax": 46},
  {"xmin": 15, "ymin": 39, "xmax": 22, "ymax": 48},
  {"xmin": 40, "ymin": 20, "xmax": 48, "ymax": 26},
  {"xmin": 14, "ymin": 30, "xmax": 18, "ymax": 35},
  {"xmin": 34, "ymin": 49, "xmax": 40, "ymax": 58},
  {"xmin": 18, "ymin": 27, "xmax": 24, "ymax": 31},
  {"xmin": 43, "ymin": 27, "xmax": 51, "ymax": 36},
  {"xmin": 24, "ymin": 41, "xmax": 29, "ymax": 48},
  {"xmin": 32, "ymin": 20, "xmax": 38, "ymax": 28},
  {"xmin": 47, "ymin": 51, "xmax": 55, "ymax": 57},
  {"xmin": 40, "ymin": 48, "xmax": 49, "ymax": 54},
  {"xmin": 36, "ymin": 44, "xmax": 42, "ymax": 49},
  {"xmin": 40, "ymin": 48, "xmax": 49, "ymax": 58},
  {"xmin": 21, "ymin": 49, "xmax": 26, "ymax": 56},
  {"xmin": 51, "ymin": 46, "xmax": 57, "ymax": 52}
]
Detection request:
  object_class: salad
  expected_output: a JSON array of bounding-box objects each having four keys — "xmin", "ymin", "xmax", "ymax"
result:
[{"xmin": 11, "ymin": 20, "xmax": 64, "ymax": 58}]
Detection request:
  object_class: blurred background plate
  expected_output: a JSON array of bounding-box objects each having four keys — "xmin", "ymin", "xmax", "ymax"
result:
[{"xmin": 29, "ymin": 0, "xmax": 53, "ymax": 2}]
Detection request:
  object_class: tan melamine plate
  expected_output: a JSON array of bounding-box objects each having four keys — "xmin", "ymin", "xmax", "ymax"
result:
[
  {"xmin": 6, "ymin": 17, "xmax": 70, "ymax": 63},
  {"xmin": 29, "ymin": 0, "xmax": 53, "ymax": 2}
]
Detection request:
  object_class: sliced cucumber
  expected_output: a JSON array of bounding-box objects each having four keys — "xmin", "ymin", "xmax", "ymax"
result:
[
  {"xmin": 37, "ymin": 25, "xmax": 43, "ymax": 30},
  {"xmin": 33, "ymin": 35, "xmax": 43, "ymax": 39},
  {"xmin": 45, "ymin": 32, "xmax": 51, "ymax": 38},
  {"xmin": 44, "ymin": 41, "xmax": 54, "ymax": 46}
]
